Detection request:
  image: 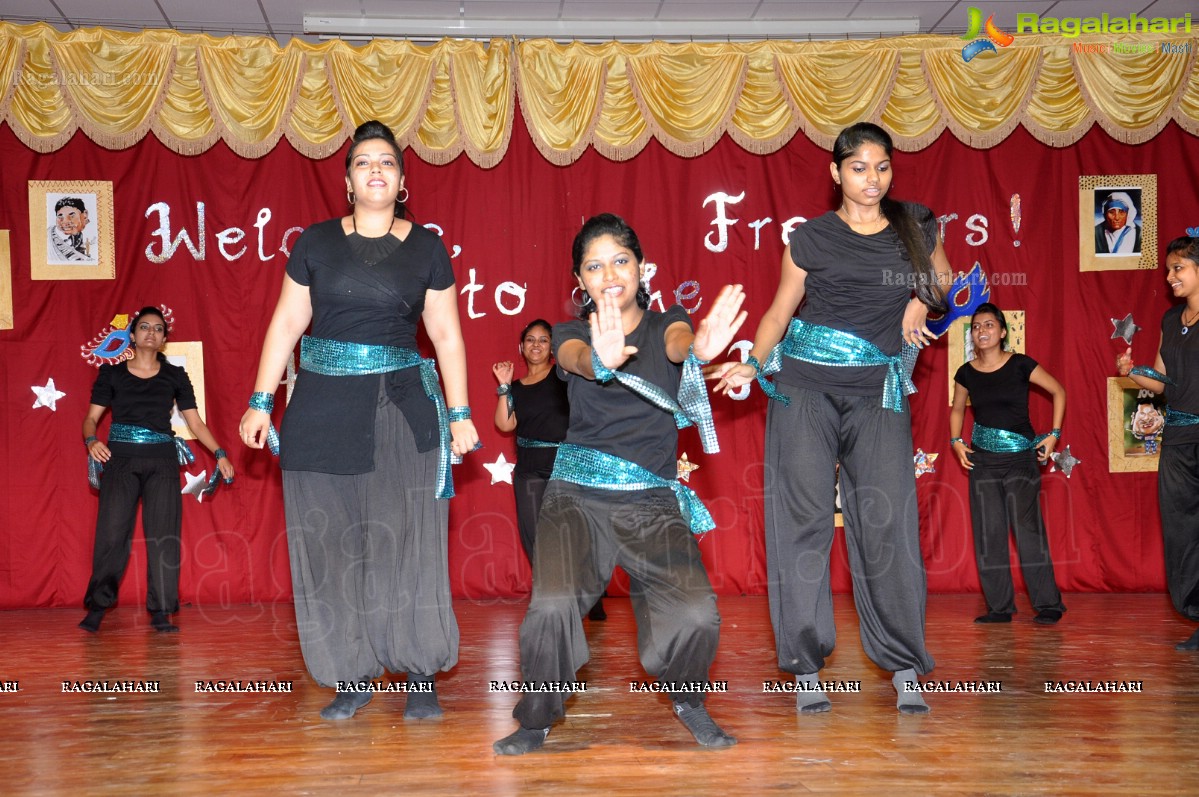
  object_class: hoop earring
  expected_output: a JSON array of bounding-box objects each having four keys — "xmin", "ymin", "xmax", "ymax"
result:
[
  {"xmin": 346, "ymin": 191, "xmax": 356, "ymax": 205},
  {"xmin": 570, "ymin": 287, "xmax": 587, "ymax": 308},
  {"xmin": 398, "ymin": 187, "xmax": 409, "ymax": 204}
]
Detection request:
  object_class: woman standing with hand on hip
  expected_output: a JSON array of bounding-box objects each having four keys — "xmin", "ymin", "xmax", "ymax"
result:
[
  {"xmin": 715, "ymin": 122, "xmax": 951, "ymax": 714},
  {"xmin": 240, "ymin": 120, "xmax": 478, "ymax": 721},
  {"xmin": 949, "ymin": 302, "xmax": 1067, "ymax": 626},
  {"xmin": 80, "ymin": 305, "xmax": 234, "ymax": 634}
]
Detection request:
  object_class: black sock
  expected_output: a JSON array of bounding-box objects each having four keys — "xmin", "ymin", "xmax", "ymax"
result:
[
  {"xmin": 1176, "ymin": 627, "xmax": 1199, "ymax": 651},
  {"xmin": 795, "ymin": 673, "xmax": 831, "ymax": 714},
  {"xmin": 673, "ymin": 702, "xmax": 737, "ymax": 748},
  {"xmin": 493, "ymin": 726, "xmax": 549, "ymax": 755},
  {"xmin": 79, "ymin": 609, "xmax": 105, "ymax": 633},
  {"xmin": 319, "ymin": 689, "xmax": 373, "ymax": 720},
  {"xmin": 150, "ymin": 612, "xmax": 178, "ymax": 633},
  {"xmin": 893, "ymin": 669, "xmax": 930, "ymax": 714},
  {"xmin": 404, "ymin": 673, "xmax": 442, "ymax": 719}
]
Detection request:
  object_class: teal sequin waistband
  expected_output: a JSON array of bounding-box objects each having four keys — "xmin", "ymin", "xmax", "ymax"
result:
[
  {"xmin": 1166, "ymin": 407, "xmax": 1199, "ymax": 426},
  {"xmin": 109, "ymin": 423, "xmax": 194, "ymax": 464},
  {"xmin": 550, "ymin": 443, "xmax": 714, "ymax": 534},
  {"xmin": 299, "ymin": 336, "xmax": 458, "ymax": 499},
  {"xmin": 970, "ymin": 422, "xmax": 1036, "ymax": 453},
  {"xmin": 89, "ymin": 424, "xmax": 195, "ymax": 489},
  {"xmin": 757, "ymin": 319, "xmax": 919, "ymax": 412},
  {"xmin": 517, "ymin": 437, "xmax": 560, "ymax": 449}
]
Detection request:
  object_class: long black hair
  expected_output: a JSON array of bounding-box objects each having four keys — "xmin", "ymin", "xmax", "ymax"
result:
[
  {"xmin": 345, "ymin": 120, "xmax": 406, "ymax": 219},
  {"xmin": 571, "ymin": 213, "xmax": 651, "ymax": 319},
  {"xmin": 833, "ymin": 123, "xmax": 947, "ymax": 313}
]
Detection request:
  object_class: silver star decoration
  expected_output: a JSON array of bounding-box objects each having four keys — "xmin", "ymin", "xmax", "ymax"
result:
[
  {"xmin": 1110, "ymin": 314, "xmax": 1141, "ymax": 345},
  {"xmin": 1051, "ymin": 446, "xmax": 1081, "ymax": 478},
  {"xmin": 182, "ymin": 470, "xmax": 209, "ymax": 502},
  {"xmin": 483, "ymin": 452, "xmax": 515, "ymax": 485},
  {"xmin": 31, "ymin": 378, "xmax": 67, "ymax": 411}
]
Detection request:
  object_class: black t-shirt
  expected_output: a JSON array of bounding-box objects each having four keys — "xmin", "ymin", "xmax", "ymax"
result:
[
  {"xmin": 780, "ymin": 203, "xmax": 937, "ymax": 396},
  {"xmin": 954, "ymin": 353, "xmax": 1038, "ymax": 440},
  {"xmin": 510, "ymin": 370, "xmax": 570, "ymax": 476},
  {"xmin": 1160, "ymin": 305, "xmax": 1199, "ymax": 446},
  {"xmin": 90, "ymin": 356, "xmax": 197, "ymax": 459},
  {"xmin": 553, "ymin": 305, "xmax": 691, "ymax": 480},
  {"xmin": 280, "ymin": 219, "xmax": 455, "ymax": 473}
]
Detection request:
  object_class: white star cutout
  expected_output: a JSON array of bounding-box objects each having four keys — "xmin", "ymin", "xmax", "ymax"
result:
[
  {"xmin": 182, "ymin": 470, "xmax": 208, "ymax": 502},
  {"xmin": 483, "ymin": 453, "xmax": 515, "ymax": 485},
  {"xmin": 32, "ymin": 378, "xmax": 67, "ymax": 411}
]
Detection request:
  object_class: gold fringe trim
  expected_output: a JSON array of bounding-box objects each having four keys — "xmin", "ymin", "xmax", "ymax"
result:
[
  {"xmin": 2, "ymin": 24, "xmax": 1199, "ymax": 161},
  {"xmin": 626, "ymin": 49, "xmax": 749, "ymax": 158}
]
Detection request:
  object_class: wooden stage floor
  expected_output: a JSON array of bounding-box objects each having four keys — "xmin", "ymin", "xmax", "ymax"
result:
[{"xmin": 2, "ymin": 594, "xmax": 1197, "ymax": 796}]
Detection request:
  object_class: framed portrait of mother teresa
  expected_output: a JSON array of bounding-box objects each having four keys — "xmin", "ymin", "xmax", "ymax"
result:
[
  {"xmin": 1078, "ymin": 174, "xmax": 1157, "ymax": 272},
  {"xmin": 28, "ymin": 180, "xmax": 115, "ymax": 280}
]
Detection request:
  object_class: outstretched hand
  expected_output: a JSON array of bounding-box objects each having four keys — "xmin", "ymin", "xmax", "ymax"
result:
[
  {"xmin": 692, "ymin": 284, "xmax": 748, "ymax": 363},
  {"xmin": 710, "ymin": 361, "xmax": 757, "ymax": 395},
  {"xmin": 589, "ymin": 292, "xmax": 638, "ymax": 371}
]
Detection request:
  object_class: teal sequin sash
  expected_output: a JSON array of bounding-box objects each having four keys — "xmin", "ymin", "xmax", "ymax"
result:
[
  {"xmin": 89, "ymin": 424, "xmax": 194, "ymax": 489},
  {"xmin": 970, "ymin": 422, "xmax": 1050, "ymax": 453},
  {"xmin": 299, "ymin": 336, "xmax": 458, "ymax": 499},
  {"xmin": 550, "ymin": 443, "xmax": 714, "ymax": 534},
  {"xmin": 590, "ymin": 347, "xmax": 719, "ymax": 453},
  {"xmin": 757, "ymin": 319, "xmax": 919, "ymax": 412}
]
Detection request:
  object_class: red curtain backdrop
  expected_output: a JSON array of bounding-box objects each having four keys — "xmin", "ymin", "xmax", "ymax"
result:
[{"xmin": 1, "ymin": 115, "xmax": 1195, "ymax": 609}]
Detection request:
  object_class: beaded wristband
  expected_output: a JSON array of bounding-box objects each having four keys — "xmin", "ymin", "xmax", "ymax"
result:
[
  {"xmin": 687, "ymin": 344, "xmax": 710, "ymax": 366},
  {"xmin": 746, "ymin": 355, "xmax": 763, "ymax": 375},
  {"xmin": 496, "ymin": 383, "xmax": 511, "ymax": 396},
  {"xmin": 214, "ymin": 448, "xmax": 228, "ymax": 460},
  {"xmin": 1049, "ymin": 429, "xmax": 1061, "ymax": 440},
  {"xmin": 950, "ymin": 437, "xmax": 964, "ymax": 446},
  {"xmin": 248, "ymin": 392, "xmax": 275, "ymax": 413},
  {"xmin": 448, "ymin": 406, "xmax": 471, "ymax": 422},
  {"xmin": 84, "ymin": 435, "xmax": 98, "ymax": 446}
]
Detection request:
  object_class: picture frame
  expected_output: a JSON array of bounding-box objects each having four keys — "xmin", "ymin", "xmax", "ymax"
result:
[
  {"xmin": 163, "ymin": 341, "xmax": 206, "ymax": 441},
  {"xmin": 1108, "ymin": 377, "xmax": 1164, "ymax": 473},
  {"xmin": 0, "ymin": 231, "xmax": 12, "ymax": 330},
  {"xmin": 28, "ymin": 180, "xmax": 115, "ymax": 281},
  {"xmin": 1079, "ymin": 175, "xmax": 1158, "ymax": 272},
  {"xmin": 946, "ymin": 310, "xmax": 1026, "ymax": 405}
]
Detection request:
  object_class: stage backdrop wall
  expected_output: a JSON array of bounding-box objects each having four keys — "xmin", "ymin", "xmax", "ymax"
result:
[{"xmin": 1, "ymin": 113, "xmax": 1195, "ymax": 609}]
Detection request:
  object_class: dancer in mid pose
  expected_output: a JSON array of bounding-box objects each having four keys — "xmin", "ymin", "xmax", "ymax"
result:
[
  {"xmin": 1117, "ymin": 236, "xmax": 1199, "ymax": 650},
  {"xmin": 715, "ymin": 122, "xmax": 951, "ymax": 714},
  {"xmin": 493, "ymin": 213, "xmax": 746, "ymax": 755},
  {"xmin": 950, "ymin": 303, "xmax": 1067, "ymax": 625}
]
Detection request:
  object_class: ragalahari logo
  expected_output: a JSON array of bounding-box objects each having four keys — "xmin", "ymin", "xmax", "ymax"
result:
[{"xmin": 961, "ymin": 7, "xmax": 1014, "ymax": 62}]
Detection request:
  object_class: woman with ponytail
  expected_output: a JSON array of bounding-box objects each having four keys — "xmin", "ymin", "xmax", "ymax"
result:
[{"xmin": 715, "ymin": 122, "xmax": 952, "ymax": 714}]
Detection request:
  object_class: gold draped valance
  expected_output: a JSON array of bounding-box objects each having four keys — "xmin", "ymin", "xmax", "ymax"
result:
[{"xmin": 2, "ymin": 21, "xmax": 1196, "ymax": 163}]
